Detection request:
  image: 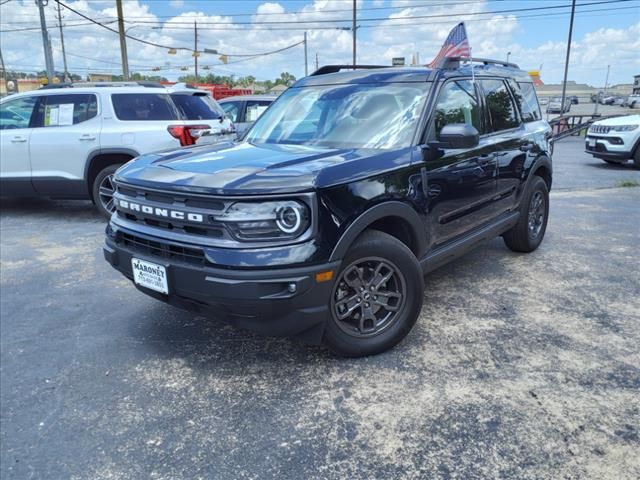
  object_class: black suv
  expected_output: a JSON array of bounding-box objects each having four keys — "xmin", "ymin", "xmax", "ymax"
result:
[{"xmin": 104, "ymin": 58, "xmax": 552, "ymax": 357}]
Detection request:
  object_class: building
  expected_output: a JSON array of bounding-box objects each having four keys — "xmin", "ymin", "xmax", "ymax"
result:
[
  {"xmin": 88, "ymin": 73, "xmax": 113, "ymax": 82},
  {"xmin": 633, "ymin": 74, "xmax": 640, "ymax": 94}
]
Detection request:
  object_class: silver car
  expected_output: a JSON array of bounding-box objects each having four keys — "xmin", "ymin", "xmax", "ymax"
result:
[
  {"xmin": 218, "ymin": 95, "xmax": 276, "ymax": 136},
  {"xmin": 546, "ymin": 96, "xmax": 571, "ymax": 114}
]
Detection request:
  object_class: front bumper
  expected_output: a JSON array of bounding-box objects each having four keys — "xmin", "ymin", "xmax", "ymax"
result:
[
  {"xmin": 103, "ymin": 233, "xmax": 341, "ymax": 343},
  {"xmin": 585, "ymin": 135, "xmax": 633, "ymax": 161}
]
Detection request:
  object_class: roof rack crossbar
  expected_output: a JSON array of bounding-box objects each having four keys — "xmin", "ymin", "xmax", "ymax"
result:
[
  {"xmin": 311, "ymin": 65, "xmax": 388, "ymax": 76},
  {"xmin": 441, "ymin": 56, "xmax": 519, "ymax": 69}
]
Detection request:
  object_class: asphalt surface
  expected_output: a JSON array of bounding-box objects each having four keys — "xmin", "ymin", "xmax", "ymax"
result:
[{"xmin": 1, "ymin": 140, "xmax": 639, "ymax": 480}]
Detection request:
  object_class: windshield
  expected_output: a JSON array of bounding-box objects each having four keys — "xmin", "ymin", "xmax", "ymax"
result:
[
  {"xmin": 551, "ymin": 97, "xmax": 563, "ymax": 102},
  {"xmin": 244, "ymin": 82, "xmax": 430, "ymax": 149}
]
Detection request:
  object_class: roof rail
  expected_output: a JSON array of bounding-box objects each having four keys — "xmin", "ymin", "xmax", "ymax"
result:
[
  {"xmin": 441, "ymin": 56, "xmax": 520, "ymax": 69},
  {"xmin": 311, "ymin": 64, "xmax": 388, "ymax": 76},
  {"xmin": 40, "ymin": 81, "xmax": 166, "ymax": 89}
]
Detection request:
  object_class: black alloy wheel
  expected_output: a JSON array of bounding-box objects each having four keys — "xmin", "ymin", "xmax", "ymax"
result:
[
  {"xmin": 331, "ymin": 257, "xmax": 407, "ymax": 338},
  {"xmin": 527, "ymin": 191, "xmax": 545, "ymax": 240}
]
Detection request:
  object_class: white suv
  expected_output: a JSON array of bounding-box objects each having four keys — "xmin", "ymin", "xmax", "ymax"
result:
[
  {"xmin": 0, "ymin": 82, "xmax": 234, "ymax": 217},
  {"xmin": 585, "ymin": 114, "xmax": 640, "ymax": 168}
]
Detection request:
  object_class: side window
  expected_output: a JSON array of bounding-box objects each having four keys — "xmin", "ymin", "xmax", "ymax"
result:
[
  {"xmin": 480, "ymin": 80, "xmax": 519, "ymax": 131},
  {"xmin": 41, "ymin": 94, "xmax": 98, "ymax": 127},
  {"xmin": 245, "ymin": 100, "xmax": 272, "ymax": 122},
  {"xmin": 111, "ymin": 94, "xmax": 178, "ymax": 121},
  {"xmin": 0, "ymin": 96, "xmax": 37, "ymax": 130},
  {"xmin": 220, "ymin": 101, "xmax": 241, "ymax": 122},
  {"xmin": 431, "ymin": 80, "xmax": 482, "ymax": 139},
  {"xmin": 512, "ymin": 81, "xmax": 541, "ymax": 122}
]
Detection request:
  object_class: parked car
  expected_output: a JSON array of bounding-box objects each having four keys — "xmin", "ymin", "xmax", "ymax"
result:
[
  {"xmin": 585, "ymin": 114, "xmax": 640, "ymax": 168},
  {"xmin": 546, "ymin": 96, "xmax": 571, "ymax": 113},
  {"xmin": 539, "ymin": 97, "xmax": 549, "ymax": 105},
  {"xmin": 0, "ymin": 82, "xmax": 234, "ymax": 216},
  {"xmin": 600, "ymin": 96, "xmax": 616, "ymax": 105},
  {"xmin": 103, "ymin": 59, "xmax": 552, "ymax": 356},
  {"xmin": 569, "ymin": 95, "xmax": 579, "ymax": 104},
  {"xmin": 625, "ymin": 94, "xmax": 640, "ymax": 109},
  {"xmin": 217, "ymin": 95, "xmax": 276, "ymax": 137},
  {"xmin": 612, "ymin": 96, "xmax": 626, "ymax": 106}
]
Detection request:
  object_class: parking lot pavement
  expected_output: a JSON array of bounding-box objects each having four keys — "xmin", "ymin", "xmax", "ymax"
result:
[
  {"xmin": 1, "ymin": 148, "xmax": 639, "ymax": 480},
  {"xmin": 552, "ymin": 136, "xmax": 640, "ymax": 190}
]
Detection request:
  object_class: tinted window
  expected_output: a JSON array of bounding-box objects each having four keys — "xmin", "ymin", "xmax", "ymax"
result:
[
  {"xmin": 220, "ymin": 101, "xmax": 241, "ymax": 122},
  {"xmin": 245, "ymin": 100, "xmax": 272, "ymax": 122},
  {"xmin": 431, "ymin": 80, "xmax": 482, "ymax": 138},
  {"xmin": 512, "ymin": 81, "xmax": 541, "ymax": 122},
  {"xmin": 40, "ymin": 94, "xmax": 98, "ymax": 127},
  {"xmin": 481, "ymin": 80, "xmax": 519, "ymax": 131},
  {"xmin": 0, "ymin": 96, "xmax": 37, "ymax": 130},
  {"xmin": 170, "ymin": 93, "xmax": 223, "ymax": 120},
  {"xmin": 112, "ymin": 93, "xmax": 178, "ymax": 121}
]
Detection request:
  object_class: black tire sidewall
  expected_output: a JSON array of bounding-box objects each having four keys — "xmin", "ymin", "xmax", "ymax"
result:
[
  {"xmin": 522, "ymin": 176, "xmax": 549, "ymax": 250},
  {"xmin": 92, "ymin": 164, "xmax": 120, "ymax": 219},
  {"xmin": 323, "ymin": 230, "xmax": 424, "ymax": 357}
]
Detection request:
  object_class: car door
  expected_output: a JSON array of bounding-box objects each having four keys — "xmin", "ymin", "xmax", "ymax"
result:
[
  {"xmin": 0, "ymin": 95, "xmax": 39, "ymax": 195},
  {"xmin": 29, "ymin": 92, "xmax": 101, "ymax": 197},
  {"xmin": 422, "ymin": 79, "xmax": 499, "ymax": 246},
  {"xmin": 479, "ymin": 78, "xmax": 529, "ymax": 214}
]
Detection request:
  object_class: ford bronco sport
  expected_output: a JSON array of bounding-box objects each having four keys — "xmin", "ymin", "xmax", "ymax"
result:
[{"xmin": 104, "ymin": 58, "xmax": 552, "ymax": 356}]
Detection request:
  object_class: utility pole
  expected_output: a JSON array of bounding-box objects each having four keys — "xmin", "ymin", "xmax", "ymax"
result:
[
  {"xmin": 304, "ymin": 31, "xmax": 308, "ymax": 76},
  {"xmin": 352, "ymin": 0, "xmax": 356, "ymax": 66},
  {"xmin": 0, "ymin": 46, "xmax": 8, "ymax": 93},
  {"xmin": 37, "ymin": 0, "xmax": 55, "ymax": 83},
  {"xmin": 194, "ymin": 20, "xmax": 198, "ymax": 83},
  {"xmin": 315, "ymin": 52, "xmax": 319, "ymax": 71},
  {"xmin": 559, "ymin": 0, "xmax": 576, "ymax": 118},
  {"xmin": 56, "ymin": 0, "xmax": 69, "ymax": 82},
  {"xmin": 116, "ymin": 0, "xmax": 129, "ymax": 80}
]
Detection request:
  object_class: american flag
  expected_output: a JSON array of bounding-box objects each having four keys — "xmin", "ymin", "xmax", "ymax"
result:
[{"xmin": 428, "ymin": 23, "xmax": 471, "ymax": 68}]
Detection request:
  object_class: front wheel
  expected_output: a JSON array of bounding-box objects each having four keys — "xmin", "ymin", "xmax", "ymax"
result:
[
  {"xmin": 503, "ymin": 176, "xmax": 549, "ymax": 253},
  {"xmin": 92, "ymin": 164, "xmax": 121, "ymax": 219},
  {"xmin": 323, "ymin": 230, "xmax": 424, "ymax": 357}
]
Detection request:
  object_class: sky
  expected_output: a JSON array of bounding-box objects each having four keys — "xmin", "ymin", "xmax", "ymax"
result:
[{"xmin": 0, "ymin": 0, "xmax": 638, "ymax": 87}]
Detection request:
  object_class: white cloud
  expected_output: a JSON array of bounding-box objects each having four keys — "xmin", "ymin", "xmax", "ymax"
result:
[
  {"xmin": 169, "ymin": 0, "xmax": 184, "ymax": 8},
  {"xmin": 0, "ymin": 0, "xmax": 636, "ymax": 87}
]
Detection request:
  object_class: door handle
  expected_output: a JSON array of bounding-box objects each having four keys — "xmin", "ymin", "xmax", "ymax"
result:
[
  {"xmin": 11, "ymin": 137, "xmax": 27, "ymax": 143},
  {"xmin": 79, "ymin": 135, "xmax": 96, "ymax": 141},
  {"xmin": 476, "ymin": 154, "xmax": 495, "ymax": 166}
]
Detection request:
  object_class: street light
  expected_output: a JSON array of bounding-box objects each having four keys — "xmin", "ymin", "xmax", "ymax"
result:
[{"xmin": 506, "ymin": 51, "xmax": 511, "ymax": 63}]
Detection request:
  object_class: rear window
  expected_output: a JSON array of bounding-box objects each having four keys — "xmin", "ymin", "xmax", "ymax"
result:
[
  {"xmin": 111, "ymin": 93, "xmax": 178, "ymax": 121},
  {"xmin": 512, "ymin": 81, "xmax": 541, "ymax": 122},
  {"xmin": 170, "ymin": 93, "xmax": 224, "ymax": 120}
]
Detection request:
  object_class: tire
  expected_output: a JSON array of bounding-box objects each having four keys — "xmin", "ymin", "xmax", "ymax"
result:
[
  {"xmin": 92, "ymin": 164, "xmax": 120, "ymax": 219},
  {"xmin": 323, "ymin": 230, "xmax": 424, "ymax": 357},
  {"xmin": 634, "ymin": 147, "xmax": 640, "ymax": 169},
  {"xmin": 503, "ymin": 176, "xmax": 549, "ymax": 253}
]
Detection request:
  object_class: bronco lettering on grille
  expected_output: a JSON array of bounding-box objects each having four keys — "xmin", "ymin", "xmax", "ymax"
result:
[{"xmin": 118, "ymin": 199, "xmax": 204, "ymax": 223}]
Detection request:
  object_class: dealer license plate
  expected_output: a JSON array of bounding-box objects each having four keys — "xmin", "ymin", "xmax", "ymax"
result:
[
  {"xmin": 131, "ymin": 258, "xmax": 168, "ymax": 294},
  {"xmin": 588, "ymin": 138, "xmax": 596, "ymax": 148}
]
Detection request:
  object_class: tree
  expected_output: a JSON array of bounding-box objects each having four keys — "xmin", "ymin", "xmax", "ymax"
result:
[{"xmin": 275, "ymin": 72, "xmax": 296, "ymax": 86}]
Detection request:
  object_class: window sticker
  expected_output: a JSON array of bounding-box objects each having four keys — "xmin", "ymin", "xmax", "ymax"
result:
[
  {"xmin": 45, "ymin": 105, "xmax": 59, "ymax": 126},
  {"xmin": 58, "ymin": 103, "xmax": 74, "ymax": 125},
  {"xmin": 247, "ymin": 105, "xmax": 268, "ymax": 122}
]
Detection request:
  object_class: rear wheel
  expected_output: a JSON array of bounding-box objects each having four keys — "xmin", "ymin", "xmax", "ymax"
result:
[
  {"xmin": 634, "ymin": 147, "xmax": 640, "ymax": 169},
  {"xmin": 92, "ymin": 164, "xmax": 120, "ymax": 219},
  {"xmin": 324, "ymin": 230, "xmax": 423, "ymax": 357},
  {"xmin": 503, "ymin": 176, "xmax": 549, "ymax": 253}
]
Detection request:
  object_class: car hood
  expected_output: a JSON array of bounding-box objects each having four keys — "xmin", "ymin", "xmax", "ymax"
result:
[
  {"xmin": 115, "ymin": 141, "xmax": 413, "ymax": 195},
  {"xmin": 593, "ymin": 114, "xmax": 640, "ymax": 127}
]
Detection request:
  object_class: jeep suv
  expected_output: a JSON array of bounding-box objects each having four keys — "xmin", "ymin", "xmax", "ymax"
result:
[
  {"xmin": 0, "ymin": 82, "xmax": 234, "ymax": 217},
  {"xmin": 103, "ymin": 59, "xmax": 552, "ymax": 356}
]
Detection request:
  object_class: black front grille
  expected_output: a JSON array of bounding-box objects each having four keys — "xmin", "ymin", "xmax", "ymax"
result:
[
  {"xmin": 118, "ymin": 232, "xmax": 206, "ymax": 266},
  {"xmin": 590, "ymin": 125, "xmax": 612, "ymax": 134},
  {"xmin": 114, "ymin": 183, "xmax": 231, "ymax": 239}
]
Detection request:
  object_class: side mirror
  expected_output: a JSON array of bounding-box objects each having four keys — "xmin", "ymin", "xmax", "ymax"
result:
[{"xmin": 437, "ymin": 123, "xmax": 479, "ymax": 149}]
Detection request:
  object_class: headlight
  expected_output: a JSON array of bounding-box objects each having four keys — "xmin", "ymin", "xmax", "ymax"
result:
[
  {"xmin": 217, "ymin": 200, "xmax": 310, "ymax": 241},
  {"xmin": 611, "ymin": 124, "xmax": 639, "ymax": 132}
]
